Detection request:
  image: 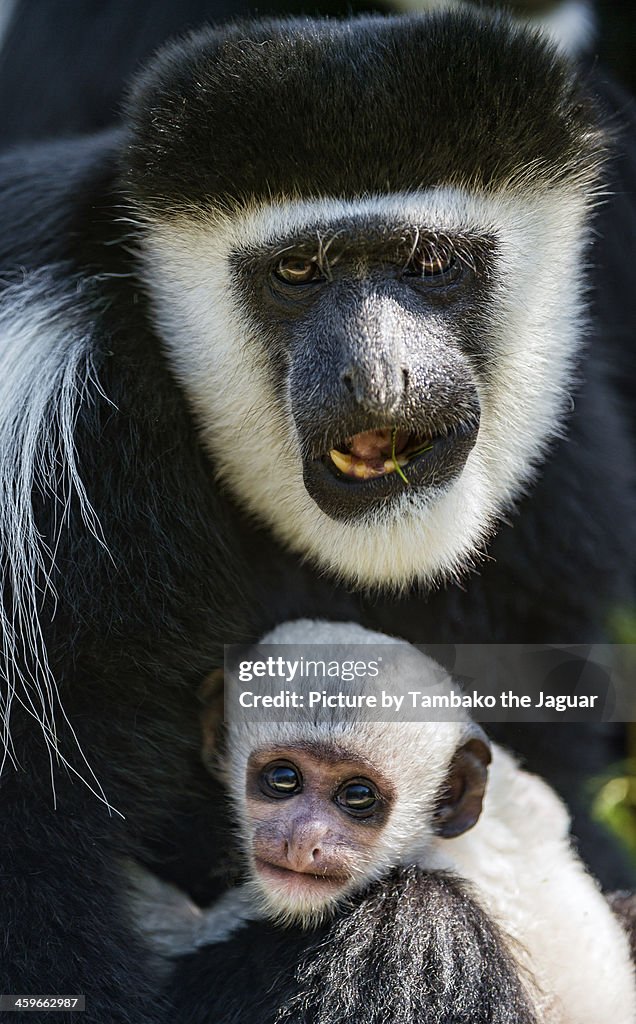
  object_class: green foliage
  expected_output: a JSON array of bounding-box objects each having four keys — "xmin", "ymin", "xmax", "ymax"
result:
[
  {"xmin": 608, "ymin": 606, "xmax": 636, "ymax": 645},
  {"xmin": 591, "ymin": 763, "xmax": 636, "ymax": 860}
]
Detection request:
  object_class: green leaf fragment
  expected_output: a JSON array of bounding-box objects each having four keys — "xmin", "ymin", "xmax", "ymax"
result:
[
  {"xmin": 391, "ymin": 430, "xmax": 435, "ymax": 483},
  {"xmin": 391, "ymin": 427, "xmax": 410, "ymax": 485},
  {"xmin": 409, "ymin": 443, "xmax": 434, "ymax": 458}
]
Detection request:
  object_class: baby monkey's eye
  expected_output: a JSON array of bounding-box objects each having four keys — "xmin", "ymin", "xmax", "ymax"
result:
[
  {"xmin": 335, "ymin": 779, "xmax": 379, "ymax": 817},
  {"xmin": 260, "ymin": 761, "xmax": 302, "ymax": 798}
]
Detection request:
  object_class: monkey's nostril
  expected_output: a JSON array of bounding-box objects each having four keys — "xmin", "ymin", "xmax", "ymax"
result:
[
  {"xmin": 311, "ymin": 847, "xmax": 321, "ymax": 862},
  {"xmin": 342, "ymin": 373, "xmax": 354, "ymax": 394},
  {"xmin": 402, "ymin": 367, "xmax": 409, "ymax": 392}
]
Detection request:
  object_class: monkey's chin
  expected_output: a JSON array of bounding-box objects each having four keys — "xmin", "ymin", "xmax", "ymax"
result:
[{"xmin": 251, "ymin": 859, "xmax": 350, "ymax": 926}]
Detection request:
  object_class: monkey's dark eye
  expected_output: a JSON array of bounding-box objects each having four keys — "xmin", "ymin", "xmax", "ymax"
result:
[
  {"xmin": 275, "ymin": 257, "xmax": 320, "ymax": 285},
  {"xmin": 335, "ymin": 779, "xmax": 378, "ymax": 817},
  {"xmin": 404, "ymin": 249, "xmax": 457, "ymax": 279},
  {"xmin": 260, "ymin": 761, "xmax": 302, "ymax": 798}
]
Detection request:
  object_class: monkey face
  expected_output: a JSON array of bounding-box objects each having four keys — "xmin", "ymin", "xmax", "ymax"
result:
[
  {"xmin": 233, "ymin": 722, "xmax": 490, "ymax": 927},
  {"xmin": 142, "ymin": 188, "xmax": 589, "ymax": 589},
  {"xmin": 130, "ymin": 13, "xmax": 602, "ymax": 588},
  {"xmin": 235, "ymin": 223, "xmax": 488, "ymax": 524},
  {"xmin": 242, "ymin": 745, "xmax": 397, "ymax": 925}
]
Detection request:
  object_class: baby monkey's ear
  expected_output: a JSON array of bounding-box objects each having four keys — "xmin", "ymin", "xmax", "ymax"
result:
[
  {"xmin": 198, "ymin": 668, "xmax": 225, "ymax": 763},
  {"xmin": 432, "ymin": 723, "xmax": 492, "ymax": 839}
]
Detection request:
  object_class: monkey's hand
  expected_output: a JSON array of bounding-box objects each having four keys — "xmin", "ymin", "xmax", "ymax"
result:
[{"xmin": 127, "ymin": 861, "xmax": 258, "ymax": 958}]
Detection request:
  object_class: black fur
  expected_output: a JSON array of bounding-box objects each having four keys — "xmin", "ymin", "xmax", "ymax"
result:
[
  {"xmin": 168, "ymin": 869, "xmax": 539, "ymax": 1024},
  {"xmin": 608, "ymin": 890, "xmax": 636, "ymax": 964},
  {"xmin": 125, "ymin": 12, "xmax": 605, "ymax": 212},
  {"xmin": 0, "ymin": 12, "xmax": 634, "ymax": 1024}
]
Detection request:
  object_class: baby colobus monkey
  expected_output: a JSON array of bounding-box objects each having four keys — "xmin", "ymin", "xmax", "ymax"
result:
[{"xmin": 133, "ymin": 621, "xmax": 636, "ymax": 1023}]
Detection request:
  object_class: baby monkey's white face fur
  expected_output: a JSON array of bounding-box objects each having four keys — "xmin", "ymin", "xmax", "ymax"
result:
[
  {"xmin": 128, "ymin": 11, "xmax": 604, "ymax": 589},
  {"xmin": 203, "ymin": 621, "xmax": 490, "ymax": 927}
]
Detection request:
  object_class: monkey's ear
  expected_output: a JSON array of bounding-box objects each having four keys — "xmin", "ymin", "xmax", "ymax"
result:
[
  {"xmin": 432, "ymin": 725, "xmax": 491, "ymax": 839},
  {"xmin": 199, "ymin": 667, "xmax": 224, "ymax": 703},
  {"xmin": 199, "ymin": 668, "xmax": 225, "ymax": 760}
]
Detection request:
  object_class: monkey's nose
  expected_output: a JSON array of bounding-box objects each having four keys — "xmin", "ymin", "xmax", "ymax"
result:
[
  {"xmin": 341, "ymin": 363, "xmax": 407, "ymax": 415},
  {"xmin": 285, "ymin": 842, "xmax": 323, "ymax": 873},
  {"xmin": 284, "ymin": 828, "xmax": 327, "ymax": 873}
]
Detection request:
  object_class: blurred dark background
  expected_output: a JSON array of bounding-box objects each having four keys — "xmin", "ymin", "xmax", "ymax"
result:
[
  {"xmin": 595, "ymin": 0, "xmax": 636, "ymax": 93},
  {"xmin": 0, "ymin": 1, "xmax": 633, "ymax": 146}
]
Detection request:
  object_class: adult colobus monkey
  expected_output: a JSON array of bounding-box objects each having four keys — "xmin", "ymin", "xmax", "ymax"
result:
[{"xmin": 0, "ymin": 6, "xmax": 634, "ymax": 1022}]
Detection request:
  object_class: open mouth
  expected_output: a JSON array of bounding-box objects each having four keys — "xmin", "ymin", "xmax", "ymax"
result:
[
  {"xmin": 301, "ymin": 415, "xmax": 480, "ymax": 521},
  {"xmin": 328, "ymin": 427, "xmax": 438, "ymax": 484}
]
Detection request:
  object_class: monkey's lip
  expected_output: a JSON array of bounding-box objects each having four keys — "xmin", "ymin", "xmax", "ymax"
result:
[
  {"xmin": 302, "ymin": 420, "xmax": 479, "ymax": 520},
  {"xmin": 254, "ymin": 858, "xmax": 349, "ymax": 890}
]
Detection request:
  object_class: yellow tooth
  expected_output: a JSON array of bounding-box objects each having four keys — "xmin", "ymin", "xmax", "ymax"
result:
[
  {"xmin": 354, "ymin": 461, "xmax": 385, "ymax": 480},
  {"xmin": 329, "ymin": 449, "xmax": 353, "ymax": 473},
  {"xmin": 397, "ymin": 455, "xmax": 409, "ymax": 466},
  {"xmin": 384, "ymin": 460, "xmax": 396, "ymax": 473}
]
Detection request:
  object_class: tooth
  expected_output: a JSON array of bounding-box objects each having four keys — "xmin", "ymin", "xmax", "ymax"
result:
[
  {"xmin": 330, "ymin": 449, "xmax": 353, "ymax": 473},
  {"xmin": 397, "ymin": 455, "xmax": 409, "ymax": 466},
  {"xmin": 384, "ymin": 460, "xmax": 396, "ymax": 473},
  {"xmin": 354, "ymin": 462, "xmax": 384, "ymax": 480}
]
